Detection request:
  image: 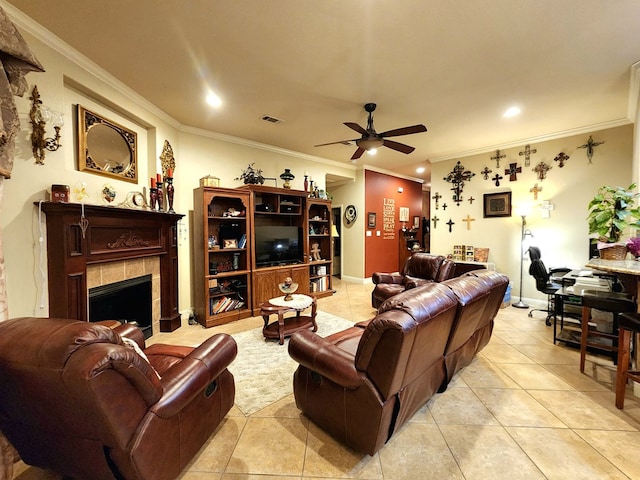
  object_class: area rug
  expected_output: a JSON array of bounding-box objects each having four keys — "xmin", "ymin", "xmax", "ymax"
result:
[{"xmin": 228, "ymin": 311, "xmax": 355, "ymax": 415}]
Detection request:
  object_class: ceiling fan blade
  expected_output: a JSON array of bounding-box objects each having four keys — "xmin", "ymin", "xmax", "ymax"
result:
[
  {"xmin": 379, "ymin": 124, "xmax": 427, "ymax": 138},
  {"xmin": 383, "ymin": 139, "xmax": 415, "ymax": 154},
  {"xmin": 351, "ymin": 147, "xmax": 366, "ymax": 160},
  {"xmin": 344, "ymin": 122, "xmax": 368, "ymax": 135},
  {"xmin": 314, "ymin": 138, "xmax": 358, "ymax": 147}
]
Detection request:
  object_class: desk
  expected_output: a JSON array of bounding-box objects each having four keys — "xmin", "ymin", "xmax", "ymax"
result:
[{"xmin": 585, "ymin": 259, "xmax": 640, "ymax": 299}]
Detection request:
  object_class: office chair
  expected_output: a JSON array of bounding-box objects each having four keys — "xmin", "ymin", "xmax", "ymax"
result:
[{"xmin": 527, "ymin": 246, "xmax": 571, "ymax": 326}]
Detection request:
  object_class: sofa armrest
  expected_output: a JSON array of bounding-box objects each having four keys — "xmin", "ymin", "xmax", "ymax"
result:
[
  {"xmin": 288, "ymin": 330, "xmax": 365, "ymax": 389},
  {"xmin": 112, "ymin": 323, "xmax": 145, "ymax": 350},
  {"xmin": 403, "ymin": 276, "xmax": 433, "ymax": 289},
  {"xmin": 150, "ymin": 334, "xmax": 237, "ymax": 418},
  {"xmin": 372, "ymin": 272, "xmax": 403, "ymax": 285}
]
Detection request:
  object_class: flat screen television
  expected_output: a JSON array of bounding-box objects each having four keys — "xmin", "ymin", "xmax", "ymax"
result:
[{"xmin": 255, "ymin": 225, "xmax": 302, "ymax": 267}]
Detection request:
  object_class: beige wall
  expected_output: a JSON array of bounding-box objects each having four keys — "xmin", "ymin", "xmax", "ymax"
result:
[{"xmin": 431, "ymin": 124, "xmax": 634, "ymax": 305}]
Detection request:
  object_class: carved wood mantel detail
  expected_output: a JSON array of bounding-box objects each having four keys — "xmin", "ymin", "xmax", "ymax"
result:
[{"xmin": 38, "ymin": 202, "xmax": 184, "ymax": 332}]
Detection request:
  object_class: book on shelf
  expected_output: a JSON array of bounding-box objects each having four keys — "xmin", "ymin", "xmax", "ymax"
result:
[
  {"xmin": 209, "ymin": 295, "xmax": 244, "ymax": 315},
  {"xmin": 238, "ymin": 233, "xmax": 246, "ymax": 249}
]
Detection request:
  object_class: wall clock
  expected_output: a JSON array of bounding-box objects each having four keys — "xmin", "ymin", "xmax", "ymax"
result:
[{"xmin": 344, "ymin": 204, "xmax": 357, "ymax": 224}]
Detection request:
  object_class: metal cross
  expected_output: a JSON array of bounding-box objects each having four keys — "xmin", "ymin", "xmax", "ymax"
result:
[
  {"xmin": 462, "ymin": 214, "xmax": 476, "ymax": 230},
  {"xmin": 431, "ymin": 215, "xmax": 439, "ymax": 228},
  {"xmin": 432, "ymin": 192, "xmax": 442, "ymax": 210},
  {"xmin": 443, "ymin": 161, "xmax": 475, "ymax": 206},
  {"xmin": 446, "ymin": 218, "xmax": 455, "ymax": 233},
  {"xmin": 533, "ymin": 161, "xmax": 552, "ymax": 180},
  {"xmin": 468, "ymin": 196, "xmax": 475, "ymax": 204},
  {"xmin": 518, "ymin": 144, "xmax": 537, "ymax": 167},
  {"xmin": 480, "ymin": 166, "xmax": 492, "ymax": 180},
  {"xmin": 504, "ymin": 162, "xmax": 522, "ymax": 181},
  {"xmin": 442, "ymin": 203, "xmax": 448, "ymax": 210},
  {"xmin": 491, "ymin": 149, "xmax": 506, "ymax": 169},
  {"xmin": 530, "ymin": 183, "xmax": 543, "ymax": 200},
  {"xmin": 578, "ymin": 136, "xmax": 605, "ymax": 163},
  {"xmin": 492, "ymin": 173, "xmax": 503, "ymax": 187},
  {"xmin": 554, "ymin": 152, "xmax": 570, "ymax": 168}
]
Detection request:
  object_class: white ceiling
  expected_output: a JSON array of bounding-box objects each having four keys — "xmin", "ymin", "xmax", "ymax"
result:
[{"xmin": 6, "ymin": 0, "xmax": 640, "ymax": 185}]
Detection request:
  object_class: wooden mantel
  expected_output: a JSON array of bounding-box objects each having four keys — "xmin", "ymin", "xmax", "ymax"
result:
[{"xmin": 37, "ymin": 201, "xmax": 184, "ymax": 332}]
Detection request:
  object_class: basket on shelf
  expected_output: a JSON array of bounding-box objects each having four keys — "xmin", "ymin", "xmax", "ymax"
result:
[{"xmin": 599, "ymin": 244, "xmax": 628, "ymax": 260}]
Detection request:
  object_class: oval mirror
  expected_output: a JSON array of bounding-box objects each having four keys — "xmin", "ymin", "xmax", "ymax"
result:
[{"xmin": 78, "ymin": 105, "xmax": 138, "ymax": 183}]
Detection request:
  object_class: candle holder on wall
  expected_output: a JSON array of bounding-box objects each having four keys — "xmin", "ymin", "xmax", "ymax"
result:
[{"xmin": 29, "ymin": 85, "xmax": 63, "ymax": 165}]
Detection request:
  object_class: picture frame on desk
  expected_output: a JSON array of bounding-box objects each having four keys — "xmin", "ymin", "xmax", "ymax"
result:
[{"xmin": 483, "ymin": 192, "xmax": 512, "ymax": 218}]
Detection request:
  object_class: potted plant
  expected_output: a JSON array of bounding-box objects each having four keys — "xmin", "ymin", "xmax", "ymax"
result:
[
  {"xmin": 235, "ymin": 163, "xmax": 264, "ymax": 185},
  {"xmin": 587, "ymin": 183, "xmax": 640, "ymax": 259}
]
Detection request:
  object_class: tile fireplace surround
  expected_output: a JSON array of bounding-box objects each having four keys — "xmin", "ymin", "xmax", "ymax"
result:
[{"xmin": 38, "ymin": 201, "xmax": 183, "ymax": 333}]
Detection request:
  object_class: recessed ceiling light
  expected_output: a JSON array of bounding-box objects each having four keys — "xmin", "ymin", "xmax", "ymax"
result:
[
  {"xmin": 206, "ymin": 91, "xmax": 222, "ymax": 108},
  {"xmin": 416, "ymin": 167, "xmax": 426, "ymax": 174},
  {"xmin": 503, "ymin": 106, "xmax": 521, "ymax": 118}
]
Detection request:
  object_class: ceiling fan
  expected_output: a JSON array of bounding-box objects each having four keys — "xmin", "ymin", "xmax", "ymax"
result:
[{"xmin": 315, "ymin": 103, "xmax": 427, "ymax": 161}]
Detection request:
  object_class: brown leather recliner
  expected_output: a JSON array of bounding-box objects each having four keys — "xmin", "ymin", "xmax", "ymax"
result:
[
  {"xmin": 0, "ymin": 317, "xmax": 237, "ymax": 480},
  {"xmin": 289, "ymin": 270, "xmax": 508, "ymax": 455},
  {"xmin": 371, "ymin": 253, "xmax": 455, "ymax": 308}
]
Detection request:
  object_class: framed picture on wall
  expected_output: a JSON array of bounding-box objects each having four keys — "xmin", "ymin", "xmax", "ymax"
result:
[
  {"xmin": 368, "ymin": 212, "xmax": 376, "ymax": 228},
  {"xmin": 413, "ymin": 216, "xmax": 420, "ymax": 229},
  {"xmin": 483, "ymin": 192, "xmax": 512, "ymax": 218}
]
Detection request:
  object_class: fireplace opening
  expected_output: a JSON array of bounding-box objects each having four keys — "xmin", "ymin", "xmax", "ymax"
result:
[{"xmin": 89, "ymin": 275, "xmax": 153, "ymax": 339}]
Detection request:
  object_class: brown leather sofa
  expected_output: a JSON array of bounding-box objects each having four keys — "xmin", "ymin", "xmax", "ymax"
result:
[
  {"xmin": 0, "ymin": 317, "xmax": 237, "ymax": 480},
  {"xmin": 371, "ymin": 253, "xmax": 456, "ymax": 308},
  {"xmin": 289, "ymin": 269, "xmax": 508, "ymax": 455}
]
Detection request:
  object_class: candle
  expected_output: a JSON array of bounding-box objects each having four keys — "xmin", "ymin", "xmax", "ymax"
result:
[
  {"xmin": 167, "ymin": 168, "xmax": 173, "ymax": 178},
  {"xmin": 156, "ymin": 173, "xmax": 161, "ymax": 183},
  {"xmin": 150, "ymin": 177, "xmax": 155, "ymax": 188}
]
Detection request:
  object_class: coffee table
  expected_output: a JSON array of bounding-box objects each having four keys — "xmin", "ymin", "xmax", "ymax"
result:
[{"xmin": 261, "ymin": 294, "xmax": 317, "ymax": 345}]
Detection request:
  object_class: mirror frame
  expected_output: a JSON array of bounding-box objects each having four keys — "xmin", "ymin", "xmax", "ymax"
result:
[{"xmin": 77, "ymin": 105, "xmax": 138, "ymax": 183}]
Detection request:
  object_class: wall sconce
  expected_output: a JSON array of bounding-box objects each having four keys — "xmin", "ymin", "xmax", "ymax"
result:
[
  {"xmin": 30, "ymin": 85, "xmax": 64, "ymax": 165},
  {"xmin": 397, "ymin": 187, "xmax": 404, "ymax": 193}
]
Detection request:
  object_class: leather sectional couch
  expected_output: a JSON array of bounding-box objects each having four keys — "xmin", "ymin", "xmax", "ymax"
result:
[{"xmin": 289, "ymin": 269, "xmax": 508, "ymax": 455}]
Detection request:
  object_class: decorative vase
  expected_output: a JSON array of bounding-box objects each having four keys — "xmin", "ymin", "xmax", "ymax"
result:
[
  {"xmin": 149, "ymin": 187, "xmax": 158, "ymax": 210},
  {"xmin": 304, "ymin": 175, "xmax": 308, "ymax": 192},
  {"xmin": 156, "ymin": 181, "xmax": 164, "ymax": 212},
  {"xmin": 280, "ymin": 169, "xmax": 295, "ymax": 189},
  {"xmin": 166, "ymin": 177, "xmax": 175, "ymax": 213}
]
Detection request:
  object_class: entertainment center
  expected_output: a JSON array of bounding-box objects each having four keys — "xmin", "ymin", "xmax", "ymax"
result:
[{"xmin": 193, "ymin": 185, "xmax": 333, "ymax": 327}]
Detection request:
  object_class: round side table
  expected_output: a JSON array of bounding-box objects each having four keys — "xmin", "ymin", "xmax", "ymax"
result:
[{"xmin": 261, "ymin": 294, "xmax": 317, "ymax": 345}]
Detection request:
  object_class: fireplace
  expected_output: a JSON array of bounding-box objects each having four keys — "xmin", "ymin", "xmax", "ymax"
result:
[{"xmin": 89, "ymin": 275, "xmax": 153, "ymax": 339}]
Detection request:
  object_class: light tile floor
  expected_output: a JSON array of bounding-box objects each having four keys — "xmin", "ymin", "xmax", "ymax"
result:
[{"xmin": 13, "ymin": 278, "xmax": 640, "ymax": 479}]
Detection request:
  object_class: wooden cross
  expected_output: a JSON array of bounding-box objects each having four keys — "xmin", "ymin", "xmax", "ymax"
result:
[
  {"xmin": 519, "ymin": 144, "xmax": 537, "ymax": 167},
  {"xmin": 554, "ymin": 152, "xmax": 570, "ymax": 168},
  {"xmin": 468, "ymin": 196, "xmax": 475, "ymax": 204},
  {"xmin": 432, "ymin": 192, "xmax": 442, "ymax": 209},
  {"xmin": 442, "ymin": 203, "xmax": 448, "ymax": 210},
  {"xmin": 431, "ymin": 215, "xmax": 440, "ymax": 228},
  {"xmin": 530, "ymin": 183, "xmax": 543, "ymax": 200},
  {"xmin": 578, "ymin": 136, "xmax": 605, "ymax": 163},
  {"xmin": 540, "ymin": 200, "xmax": 555, "ymax": 219},
  {"xmin": 491, "ymin": 149, "xmax": 506, "ymax": 169},
  {"xmin": 492, "ymin": 173, "xmax": 503, "ymax": 187},
  {"xmin": 446, "ymin": 218, "xmax": 455, "ymax": 232},
  {"xmin": 462, "ymin": 214, "xmax": 476, "ymax": 230},
  {"xmin": 533, "ymin": 161, "xmax": 552, "ymax": 180},
  {"xmin": 504, "ymin": 162, "xmax": 522, "ymax": 181},
  {"xmin": 480, "ymin": 166, "xmax": 492, "ymax": 180}
]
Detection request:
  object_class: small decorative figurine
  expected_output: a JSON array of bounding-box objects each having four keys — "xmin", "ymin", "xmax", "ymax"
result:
[
  {"xmin": 278, "ymin": 276, "xmax": 298, "ymax": 301},
  {"xmin": 311, "ymin": 243, "xmax": 321, "ymax": 261}
]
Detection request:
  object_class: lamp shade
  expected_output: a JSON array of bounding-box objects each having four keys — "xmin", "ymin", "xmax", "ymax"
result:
[{"xmin": 331, "ymin": 224, "xmax": 339, "ymax": 237}]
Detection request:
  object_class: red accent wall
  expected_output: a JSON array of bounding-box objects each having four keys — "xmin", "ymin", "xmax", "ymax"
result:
[{"xmin": 364, "ymin": 170, "xmax": 423, "ymax": 277}]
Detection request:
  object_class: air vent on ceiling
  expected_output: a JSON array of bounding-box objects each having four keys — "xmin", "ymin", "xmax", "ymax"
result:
[{"xmin": 260, "ymin": 115, "xmax": 284, "ymax": 124}]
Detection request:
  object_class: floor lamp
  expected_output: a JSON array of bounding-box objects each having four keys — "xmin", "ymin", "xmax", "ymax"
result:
[{"xmin": 513, "ymin": 211, "xmax": 533, "ymax": 309}]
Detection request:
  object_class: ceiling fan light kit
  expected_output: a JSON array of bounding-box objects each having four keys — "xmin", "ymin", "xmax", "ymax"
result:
[{"xmin": 315, "ymin": 103, "xmax": 427, "ymax": 160}]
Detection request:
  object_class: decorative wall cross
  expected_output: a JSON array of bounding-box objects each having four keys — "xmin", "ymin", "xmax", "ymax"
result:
[
  {"xmin": 540, "ymin": 200, "xmax": 555, "ymax": 219},
  {"xmin": 533, "ymin": 161, "xmax": 552, "ymax": 180},
  {"xmin": 578, "ymin": 135, "xmax": 605, "ymax": 163},
  {"xmin": 431, "ymin": 215, "xmax": 439, "ymax": 228},
  {"xmin": 504, "ymin": 162, "xmax": 522, "ymax": 181},
  {"xmin": 530, "ymin": 183, "xmax": 543, "ymax": 200},
  {"xmin": 492, "ymin": 173, "xmax": 503, "ymax": 187},
  {"xmin": 446, "ymin": 218, "xmax": 455, "ymax": 232},
  {"xmin": 432, "ymin": 192, "xmax": 442, "ymax": 210},
  {"xmin": 443, "ymin": 161, "xmax": 475, "ymax": 206},
  {"xmin": 491, "ymin": 149, "xmax": 506, "ymax": 169},
  {"xmin": 442, "ymin": 203, "xmax": 448, "ymax": 210},
  {"xmin": 518, "ymin": 144, "xmax": 537, "ymax": 167},
  {"xmin": 468, "ymin": 196, "xmax": 475, "ymax": 204},
  {"xmin": 554, "ymin": 152, "xmax": 569, "ymax": 168},
  {"xmin": 462, "ymin": 214, "xmax": 476, "ymax": 230},
  {"xmin": 480, "ymin": 166, "xmax": 492, "ymax": 180}
]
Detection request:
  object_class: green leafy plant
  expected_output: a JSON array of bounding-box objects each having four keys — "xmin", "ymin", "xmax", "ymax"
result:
[
  {"xmin": 235, "ymin": 163, "xmax": 264, "ymax": 185},
  {"xmin": 587, "ymin": 183, "xmax": 640, "ymax": 244}
]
